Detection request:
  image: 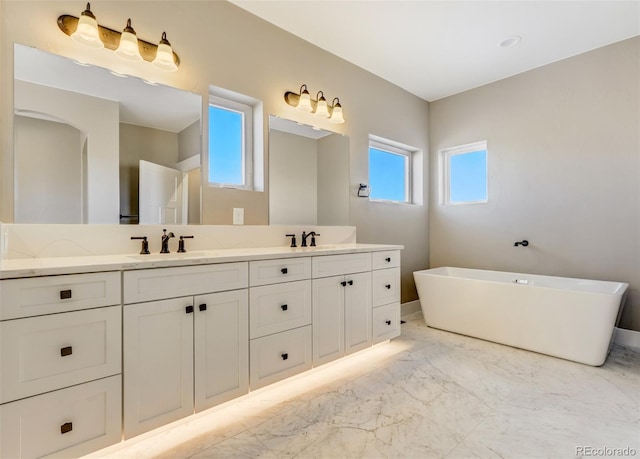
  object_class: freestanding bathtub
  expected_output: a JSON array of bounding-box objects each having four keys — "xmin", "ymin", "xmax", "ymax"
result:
[{"xmin": 413, "ymin": 267, "xmax": 628, "ymax": 366}]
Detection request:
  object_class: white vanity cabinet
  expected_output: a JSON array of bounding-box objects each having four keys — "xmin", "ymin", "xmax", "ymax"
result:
[
  {"xmin": 0, "ymin": 272, "xmax": 122, "ymax": 459},
  {"xmin": 248, "ymin": 258, "xmax": 313, "ymax": 389},
  {"xmin": 0, "ymin": 242, "xmax": 402, "ymax": 457},
  {"xmin": 123, "ymin": 263, "xmax": 249, "ymax": 438},
  {"xmin": 371, "ymin": 250, "xmax": 402, "ymax": 343},
  {"xmin": 312, "ymin": 254, "xmax": 373, "ymax": 366}
]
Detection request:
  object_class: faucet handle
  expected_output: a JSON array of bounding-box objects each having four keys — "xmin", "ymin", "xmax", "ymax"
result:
[
  {"xmin": 177, "ymin": 235, "xmax": 194, "ymax": 253},
  {"xmin": 131, "ymin": 236, "xmax": 150, "ymax": 255},
  {"xmin": 310, "ymin": 233, "xmax": 320, "ymax": 247},
  {"xmin": 285, "ymin": 234, "xmax": 297, "ymax": 248}
]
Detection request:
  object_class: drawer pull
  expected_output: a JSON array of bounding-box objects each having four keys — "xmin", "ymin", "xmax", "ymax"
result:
[
  {"xmin": 385, "ymin": 257, "xmax": 391, "ymax": 263},
  {"xmin": 340, "ymin": 281, "xmax": 347, "ymax": 287},
  {"xmin": 59, "ymin": 289, "xmax": 72, "ymax": 300},
  {"xmin": 60, "ymin": 346, "xmax": 73, "ymax": 357},
  {"xmin": 60, "ymin": 422, "xmax": 73, "ymax": 434},
  {"xmin": 281, "ymin": 267, "xmax": 288, "ymax": 275},
  {"xmin": 385, "ymin": 284, "xmax": 391, "ymax": 289},
  {"xmin": 185, "ymin": 305, "xmax": 194, "ymax": 314},
  {"xmin": 281, "ymin": 304, "xmax": 288, "ymax": 311},
  {"xmin": 281, "ymin": 353, "xmax": 288, "ymax": 360},
  {"xmin": 347, "ymin": 280, "xmax": 354, "ymax": 286},
  {"xmin": 386, "ymin": 320, "xmax": 392, "ymax": 326},
  {"xmin": 199, "ymin": 304, "xmax": 207, "ymax": 312}
]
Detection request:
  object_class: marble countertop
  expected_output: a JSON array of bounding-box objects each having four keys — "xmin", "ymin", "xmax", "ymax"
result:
[{"xmin": 0, "ymin": 243, "xmax": 403, "ymax": 279}]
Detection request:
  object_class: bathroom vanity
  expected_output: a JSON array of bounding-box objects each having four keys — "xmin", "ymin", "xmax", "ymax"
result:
[{"xmin": 0, "ymin": 241, "xmax": 401, "ymax": 458}]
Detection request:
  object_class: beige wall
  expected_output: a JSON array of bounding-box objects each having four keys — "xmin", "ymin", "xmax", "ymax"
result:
[
  {"xmin": 317, "ymin": 133, "xmax": 350, "ymax": 226},
  {"xmin": 269, "ymin": 130, "xmax": 318, "ymax": 225},
  {"xmin": 14, "ymin": 116, "xmax": 83, "ymax": 223},
  {"xmin": 429, "ymin": 37, "xmax": 640, "ymax": 331},
  {"xmin": 1, "ymin": 1, "xmax": 430, "ymax": 303}
]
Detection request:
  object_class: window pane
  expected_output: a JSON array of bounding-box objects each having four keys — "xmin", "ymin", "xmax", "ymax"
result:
[
  {"xmin": 369, "ymin": 147, "xmax": 407, "ymax": 201},
  {"xmin": 208, "ymin": 105, "xmax": 244, "ymax": 185},
  {"xmin": 449, "ymin": 150, "xmax": 487, "ymax": 203}
]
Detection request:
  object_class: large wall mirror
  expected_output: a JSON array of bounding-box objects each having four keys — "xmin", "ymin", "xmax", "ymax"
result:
[
  {"xmin": 13, "ymin": 44, "xmax": 202, "ymax": 225},
  {"xmin": 269, "ymin": 115, "xmax": 349, "ymax": 226}
]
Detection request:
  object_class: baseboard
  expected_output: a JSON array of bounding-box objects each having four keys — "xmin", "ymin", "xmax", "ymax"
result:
[
  {"xmin": 614, "ymin": 327, "xmax": 640, "ymax": 349},
  {"xmin": 401, "ymin": 300, "xmax": 421, "ymax": 317}
]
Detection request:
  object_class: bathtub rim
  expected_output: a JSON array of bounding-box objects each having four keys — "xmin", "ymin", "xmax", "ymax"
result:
[{"xmin": 414, "ymin": 266, "xmax": 628, "ymax": 297}]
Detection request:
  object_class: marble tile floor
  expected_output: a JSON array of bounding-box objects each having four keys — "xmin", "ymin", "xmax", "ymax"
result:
[{"xmin": 89, "ymin": 313, "xmax": 640, "ymax": 459}]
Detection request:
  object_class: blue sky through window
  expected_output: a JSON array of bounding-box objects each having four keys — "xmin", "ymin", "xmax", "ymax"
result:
[
  {"xmin": 449, "ymin": 150, "xmax": 487, "ymax": 202},
  {"xmin": 208, "ymin": 105, "xmax": 243, "ymax": 185},
  {"xmin": 369, "ymin": 147, "xmax": 407, "ymax": 201}
]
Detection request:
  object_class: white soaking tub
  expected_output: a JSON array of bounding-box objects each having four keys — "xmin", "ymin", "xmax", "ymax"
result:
[{"xmin": 413, "ymin": 267, "xmax": 629, "ymax": 366}]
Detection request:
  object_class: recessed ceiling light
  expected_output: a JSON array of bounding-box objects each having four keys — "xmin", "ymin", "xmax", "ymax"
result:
[{"xmin": 500, "ymin": 35, "xmax": 522, "ymax": 48}]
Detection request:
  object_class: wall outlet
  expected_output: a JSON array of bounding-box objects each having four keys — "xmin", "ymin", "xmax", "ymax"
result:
[{"xmin": 233, "ymin": 208, "xmax": 244, "ymax": 225}]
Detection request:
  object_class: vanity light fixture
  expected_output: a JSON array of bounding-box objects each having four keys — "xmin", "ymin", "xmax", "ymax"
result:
[
  {"xmin": 314, "ymin": 91, "xmax": 330, "ymax": 118},
  {"xmin": 284, "ymin": 84, "xmax": 345, "ymax": 124},
  {"xmin": 58, "ymin": 4, "xmax": 180, "ymax": 71},
  {"xmin": 329, "ymin": 98, "xmax": 344, "ymax": 124},
  {"xmin": 296, "ymin": 84, "xmax": 313, "ymax": 112},
  {"xmin": 152, "ymin": 32, "xmax": 178, "ymax": 72},
  {"xmin": 70, "ymin": 3, "xmax": 103, "ymax": 48},
  {"xmin": 115, "ymin": 19, "xmax": 143, "ymax": 61}
]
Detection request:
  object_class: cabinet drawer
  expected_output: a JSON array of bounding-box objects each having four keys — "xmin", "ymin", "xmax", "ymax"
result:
[
  {"xmin": 1, "ymin": 306, "xmax": 121, "ymax": 404},
  {"xmin": 250, "ymin": 325, "xmax": 312, "ymax": 390},
  {"xmin": 0, "ymin": 375, "xmax": 121, "ymax": 459},
  {"xmin": 124, "ymin": 262, "xmax": 248, "ymax": 303},
  {"xmin": 312, "ymin": 253, "xmax": 372, "ymax": 279},
  {"xmin": 250, "ymin": 280, "xmax": 311, "ymax": 339},
  {"xmin": 0, "ymin": 272, "xmax": 121, "ymax": 320},
  {"xmin": 372, "ymin": 303, "xmax": 401, "ymax": 344},
  {"xmin": 372, "ymin": 267, "xmax": 401, "ymax": 307},
  {"xmin": 249, "ymin": 257, "xmax": 311, "ymax": 287},
  {"xmin": 372, "ymin": 250, "xmax": 401, "ymax": 270}
]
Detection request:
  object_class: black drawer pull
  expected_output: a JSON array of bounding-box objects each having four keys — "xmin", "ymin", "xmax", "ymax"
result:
[
  {"xmin": 385, "ymin": 257, "xmax": 391, "ymax": 262},
  {"xmin": 385, "ymin": 284, "xmax": 391, "ymax": 289},
  {"xmin": 386, "ymin": 320, "xmax": 392, "ymax": 326},
  {"xmin": 347, "ymin": 280, "xmax": 353, "ymax": 286},
  {"xmin": 199, "ymin": 304, "xmax": 207, "ymax": 312},
  {"xmin": 281, "ymin": 304, "xmax": 288, "ymax": 311},
  {"xmin": 60, "ymin": 422, "xmax": 73, "ymax": 434},
  {"xmin": 59, "ymin": 289, "xmax": 72, "ymax": 300},
  {"xmin": 185, "ymin": 305, "xmax": 194, "ymax": 314},
  {"xmin": 340, "ymin": 281, "xmax": 347, "ymax": 287},
  {"xmin": 281, "ymin": 353, "xmax": 288, "ymax": 360},
  {"xmin": 281, "ymin": 268, "xmax": 288, "ymax": 274},
  {"xmin": 60, "ymin": 346, "xmax": 73, "ymax": 357}
]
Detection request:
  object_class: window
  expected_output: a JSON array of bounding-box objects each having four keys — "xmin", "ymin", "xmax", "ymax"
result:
[
  {"xmin": 208, "ymin": 97, "xmax": 252, "ymax": 188},
  {"xmin": 440, "ymin": 141, "xmax": 487, "ymax": 205},
  {"xmin": 207, "ymin": 86, "xmax": 264, "ymax": 191},
  {"xmin": 369, "ymin": 135, "xmax": 421, "ymax": 204}
]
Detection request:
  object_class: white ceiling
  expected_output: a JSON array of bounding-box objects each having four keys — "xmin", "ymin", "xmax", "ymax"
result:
[{"xmin": 231, "ymin": 0, "xmax": 640, "ymax": 101}]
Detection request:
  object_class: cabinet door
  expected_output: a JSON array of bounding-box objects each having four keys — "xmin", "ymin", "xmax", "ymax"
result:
[
  {"xmin": 344, "ymin": 271, "xmax": 372, "ymax": 354},
  {"xmin": 194, "ymin": 290, "xmax": 248, "ymax": 412},
  {"xmin": 312, "ymin": 276, "xmax": 345, "ymax": 366},
  {"xmin": 123, "ymin": 297, "xmax": 194, "ymax": 438}
]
